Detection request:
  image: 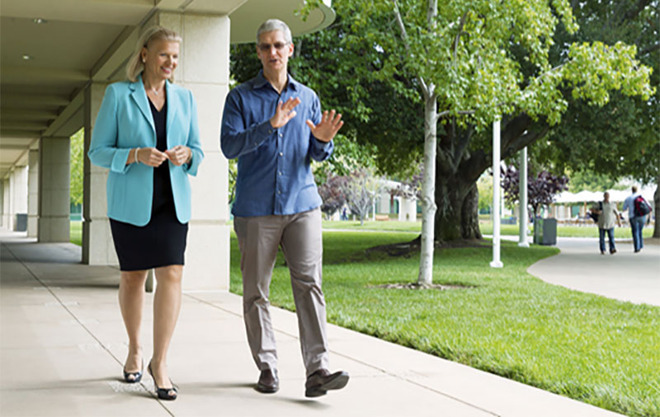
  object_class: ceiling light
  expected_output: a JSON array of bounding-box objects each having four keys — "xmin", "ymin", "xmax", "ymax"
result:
[
  {"xmin": 22, "ymin": 54, "xmax": 32, "ymax": 60},
  {"xmin": 33, "ymin": 18, "xmax": 47, "ymax": 24}
]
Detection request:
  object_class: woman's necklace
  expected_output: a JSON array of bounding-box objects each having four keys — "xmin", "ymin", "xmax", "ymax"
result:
[{"xmin": 145, "ymin": 82, "xmax": 163, "ymax": 96}]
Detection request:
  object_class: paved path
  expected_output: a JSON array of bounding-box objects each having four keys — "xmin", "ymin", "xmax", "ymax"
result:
[
  {"xmin": 528, "ymin": 236, "xmax": 660, "ymax": 306},
  {"xmin": 0, "ymin": 229, "xmax": 633, "ymax": 417}
]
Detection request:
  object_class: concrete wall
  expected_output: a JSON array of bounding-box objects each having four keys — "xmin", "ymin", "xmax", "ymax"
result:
[
  {"xmin": 28, "ymin": 149, "xmax": 39, "ymax": 237},
  {"xmin": 157, "ymin": 12, "xmax": 231, "ymax": 291},
  {"xmin": 83, "ymin": 82, "xmax": 117, "ymax": 265}
]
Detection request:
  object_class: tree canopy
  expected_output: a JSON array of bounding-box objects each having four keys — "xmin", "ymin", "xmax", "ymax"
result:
[
  {"xmin": 236, "ymin": 2, "xmax": 654, "ymax": 180},
  {"xmin": 543, "ymin": 0, "xmax": 659, "ymax": 185},
  {"xmin": 300, "ymin": 0, "xmax": 653, "ymax": 130},
  {"xmin": 232, "ymin": 1, "xmax": 655, "ymax": 251},
  {"xmin": 298, "ymin": 0, "xmax": 653, "ymax": 243}
]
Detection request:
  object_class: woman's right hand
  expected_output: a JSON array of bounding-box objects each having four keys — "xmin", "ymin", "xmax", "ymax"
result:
[{"xmin": 136, "ymin": 147, "xmax": 169, "ymax": 167}]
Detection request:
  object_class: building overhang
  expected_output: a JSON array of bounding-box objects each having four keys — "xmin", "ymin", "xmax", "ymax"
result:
[{"xmin": 0, "ymin": 0, "xmax": 334, "ymax": 179}]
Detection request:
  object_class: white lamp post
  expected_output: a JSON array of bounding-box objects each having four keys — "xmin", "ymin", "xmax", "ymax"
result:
[
  {"xmin": 491, "ymin": 118, "xmax": 503, "ymax": 268},
  {"xmin": 518, "ymin": 147, "xmax": 529, "ymax": 247}
]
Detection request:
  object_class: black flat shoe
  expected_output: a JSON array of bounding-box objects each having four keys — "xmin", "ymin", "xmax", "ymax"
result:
[
  {"xmin": 123, "ymin": 361, "xmax": 143, "ymax": 383},
  {"xmin": 148, "ymin": 361, "xmax": 178, "ymax": 401}
]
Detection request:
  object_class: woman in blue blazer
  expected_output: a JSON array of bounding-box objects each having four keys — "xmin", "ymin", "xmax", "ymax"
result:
[{"xmin": 88, "ymin": 26, "xmax": 203, "ymax": 401}]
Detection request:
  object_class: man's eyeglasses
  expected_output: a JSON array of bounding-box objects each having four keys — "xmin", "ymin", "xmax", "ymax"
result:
[{"xmin": 258, "ymin": 42, "xmax": 289, "ymax": 52}]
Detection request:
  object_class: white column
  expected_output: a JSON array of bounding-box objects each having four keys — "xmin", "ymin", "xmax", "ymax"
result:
[
  {"xmin": 11, "ymin": 165, "xmax": 29, "ymax": 231},
  {"xmin": 7, "ymin": 169, "xmax": 16, "ymax": 231},
  {"xmin": 1, "ymin": 179, "xmax": 9, "ymax": 228},
  {"xmin": 38, "ymin": 137, "xmax": 70, "ymax": 242},
  {"xmin": 28, "ymin": 149, "xmax": 40, "ymax": 237},
  {"xmin": 82, "ymin": 82, "xmax": 118, "ymax": 265},
  {"xmin": 378, "ymin": 192, "xmax": 389, "ymax": 215},
  {"xmin": 157, "ymin": 12, "xmax": 231, "ymax": 290},
  {"xmin": 518, "ymin": 147, "xmax": 529, "ymax": 247},
  {"xmin": 399, "ymin": 197, "xmax": 417, "ymax": 222},
  {"xmin": 490, "ymin": 119, "xmax": 503, "ymax": 268}
]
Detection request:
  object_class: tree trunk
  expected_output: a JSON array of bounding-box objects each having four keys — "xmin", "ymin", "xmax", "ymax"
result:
[
  {"xmin": 432, "ymin": 114, "xmax": 546, "ymax": 243},
  {"xmin": 418, "ymin": 91, "xmax": 437, "ymax": 285},
  {"xmin": 434, "ymin": 174, "xmax": 481, "ymax": 241},
  {"xmin": 461, "ymin": 184, "xmax": 482, "ymax": 239},
  {"xmin": 654, "ymin": 177, "xmax": 659, "ymax": 238}
]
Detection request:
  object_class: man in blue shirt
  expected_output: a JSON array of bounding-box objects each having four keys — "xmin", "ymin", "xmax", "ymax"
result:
[{"xmin": 221, "ymin": 19, "xmax": 348, "ymax": 398}]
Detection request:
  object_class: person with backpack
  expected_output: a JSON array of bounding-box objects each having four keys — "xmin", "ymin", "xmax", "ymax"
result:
[
  {"xmin": 622, "ymin": 186, "xmax": 651, "ymax": 252},
  {"xmin": 594, "ymin": 192, "xmax": 622, "ymax": 255}
]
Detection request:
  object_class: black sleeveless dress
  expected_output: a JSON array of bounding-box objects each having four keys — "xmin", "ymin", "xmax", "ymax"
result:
[{"xmin": 109, "ymin": 98, "xmax": 188, "ymax": 271}]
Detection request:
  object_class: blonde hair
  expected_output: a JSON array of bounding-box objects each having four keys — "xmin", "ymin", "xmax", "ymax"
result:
[{"xmin": 126, "ymin": 26, "xmax": 182, "ymax": 82}]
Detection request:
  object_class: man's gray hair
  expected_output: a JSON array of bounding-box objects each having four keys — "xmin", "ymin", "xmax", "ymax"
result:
[{"xmin": 256, "ymin": 19, "xmax": 292, "ymax": 44}]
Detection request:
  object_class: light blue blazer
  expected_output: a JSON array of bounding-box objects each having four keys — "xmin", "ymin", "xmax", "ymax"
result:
[{"xmin": 88, "ymin": 75, "xmax": 204, "ymax": 226}]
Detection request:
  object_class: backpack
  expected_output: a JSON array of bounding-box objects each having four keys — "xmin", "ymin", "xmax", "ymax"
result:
[
  {"xmin": 588, "ymin": 201, "xmax": 602, "ymax": 223},
  {"xmin": 633, "ymin": 195, "xmax": 651, "ymax": 217}
]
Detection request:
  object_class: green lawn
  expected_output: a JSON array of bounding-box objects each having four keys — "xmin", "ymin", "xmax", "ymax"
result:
[
  {"xmin": 323, "ymin": 219, "xmax": 654, "ymax": 239},
  {"xmin": 229, "ymin": 230, "xmax": 659, "ymax": 417},
  {"xmin": 480, "ymin": 222, "xmax": 655, "ymax": 239},
  {"xmin": 71, "ymin": 219, "xmax": 653, "ymax": 245},
  {"xmin": 71, "ymin": 221, "xmax": 82, "ymax": 246}
]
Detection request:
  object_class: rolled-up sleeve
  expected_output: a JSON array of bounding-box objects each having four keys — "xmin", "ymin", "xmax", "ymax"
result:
[
  {"xmin": 88, "ymin": 85, "xmax": 131, "ymax": 174},
  {"xmin": 310, "ymin": 138, "xmax": 334, "ymax": 162}
]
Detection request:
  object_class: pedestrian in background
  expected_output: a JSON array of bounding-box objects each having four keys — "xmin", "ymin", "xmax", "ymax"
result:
[
  {"xmin": 622, "ymin": 186, "xmax": 649, "ymax": 253},
  {"xmin": 595, "ymin": 192, "xmax": 621, "ymax": 255}
]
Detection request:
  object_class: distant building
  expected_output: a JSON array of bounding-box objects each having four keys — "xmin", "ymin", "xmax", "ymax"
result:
[{"xmin": 375, "ymin": 180, "xmax": 418, "ymax": 222}]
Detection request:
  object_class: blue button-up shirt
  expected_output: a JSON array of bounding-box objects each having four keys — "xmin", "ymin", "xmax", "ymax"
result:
[
  {"xmin": 622, "ymin": 193, "xmax": 641, "ymax": 219},
  {"xmin": 221, "ymin": 71, "xmax": 334, "ymax": 217}
]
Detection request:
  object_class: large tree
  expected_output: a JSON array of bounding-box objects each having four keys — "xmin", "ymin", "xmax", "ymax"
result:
[
  {"xmin": 301, "ymin": 0, "xmax": 653, "ymax": 283},
  {"xmin": 232, "ymin": 0, "xmax": 654, "ymax": 283},
  {"xmin": 541, "ymin": 0, "xmax": 660, "ymax": 236}
]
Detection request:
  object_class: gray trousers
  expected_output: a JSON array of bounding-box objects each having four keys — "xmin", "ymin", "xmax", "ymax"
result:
[{"xmin": 234, "ymin": 208, "xmax": 329, "ymax": 376}]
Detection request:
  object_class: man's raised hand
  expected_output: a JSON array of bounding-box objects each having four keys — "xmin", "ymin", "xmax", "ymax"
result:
[
  {"xmin": 306, "ymin": 110, "xmax": 343, "ymax": 143},
  {"xmin": 270, "ymin": 97, "xmax": 301, "ymax": 129}
]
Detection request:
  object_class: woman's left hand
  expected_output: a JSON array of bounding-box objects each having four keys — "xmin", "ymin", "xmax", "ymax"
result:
[{"xmin": 165, "ymin": 145, "xmax": 192, "ymax": 166}]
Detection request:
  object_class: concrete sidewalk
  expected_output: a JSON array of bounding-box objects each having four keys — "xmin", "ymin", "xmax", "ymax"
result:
[
  {"xmin": 528, "ymin": 236, "xmax": 660, "ymax": 306},
  {"xmin": 0, "ymin": 229, "xmax": 626, "ymax": 417}
]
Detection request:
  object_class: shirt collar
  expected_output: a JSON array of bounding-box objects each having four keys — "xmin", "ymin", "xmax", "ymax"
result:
[
  {"xmin": 252, "ymin": 70, "xmax": 299, "ymax": 92},
  {"xmin": 130, "ymin": 73, "xmax": 171, "ymax": 91}
]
